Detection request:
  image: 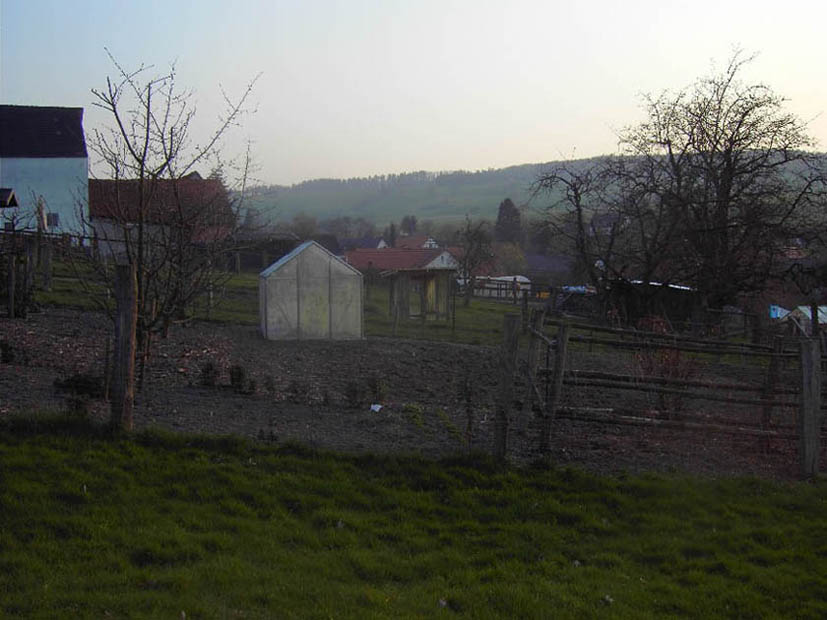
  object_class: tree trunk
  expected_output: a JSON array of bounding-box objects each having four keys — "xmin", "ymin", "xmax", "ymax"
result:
[{"xmin": 111, "ymin": 264, "xmax": 137, "ymax": 432}]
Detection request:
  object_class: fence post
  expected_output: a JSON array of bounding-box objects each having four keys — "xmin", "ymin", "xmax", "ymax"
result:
[
  {"xmin": 540, "ymin": 321, "xmax": 570, "ymax": 452},
  {"xmin": 521, "ymin": 309, "xmax": 546, "ymax": 416},
  {"xmin": 419, "ymin": 279, "xmax": 426, "ymax": 331},
  {"xmin": 798, "ymin": 338, "xmax": 821, "ymax": 478},
  {"xmin": 24, "ymin": 236, "xmax": 36, "ymax": 295},
  {"xmin": 111, "ymin": 264, "xmax": 137, "ymax": 432},
  {"xmin": 799, "ymin": 338, "xmax": 821, "ymax": 479},
  {"xmin": 41, "ymin": 240, "xmax": 52, "ymax": 291},
  {"xmin": 494, "ymin": 314, "xmax": 520, "ymax": 460},
  {"xmin": 7, "ymin": 248, "xmax": 18, "ymax": 318},
  {"xmin": 521, "ymin": 290, "xmax": 529, "ymax": 333},
  {"xmin": 760, "ymin": 336, "xmax": 782, "ymax": 451}
]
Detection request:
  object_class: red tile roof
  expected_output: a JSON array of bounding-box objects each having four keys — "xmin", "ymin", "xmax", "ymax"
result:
[
  {"xmin": 396, "ymin": 234, "xmax": 436, "ymax": 249},
  {"xmin": 88, "ymin": 173, "xmax": 233, "ymax": 229},
  {"xmin": 346, "ymin": 248, "xmax": 452, "ymax": 272}
]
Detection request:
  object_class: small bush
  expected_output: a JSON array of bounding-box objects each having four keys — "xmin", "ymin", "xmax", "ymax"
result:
[
  {"xmin": 53, "ymin": 373, "xmax": 105, "ymax": 399},
  {"xmin": 437, "ymin": 408, "xmax": 463, "ymax": 444},
  {"xmin": 0, "ymin": 339, "xmax": 16, "ymax": 364},
  {"xmin": 343, "ymin": 380, "xmax": 365, "ymax": 409},
  {"xmin": 229, "ymin": 365, "xmax": 247, "ymax": 393},
  {"xmin": 402, "ymin": 402, "xmax": 425, "ymax": 429},
  {"xmin": 199, "ymin": 361, "xmax": 219, "ymax": 387},
  {"xmin": 366, "ymin": 373, "xmax": 387, "ymax": 402},
  {"xmin": 64, "ymin": 395, "xmax": 92, "ymax": 419},
  {"xmin": 263, "ymin": 376, "xmax": 277, "ymax": 395},
  {"xmin": 287, "ymin": 378, "xmax": 311, "ymax": 404}
]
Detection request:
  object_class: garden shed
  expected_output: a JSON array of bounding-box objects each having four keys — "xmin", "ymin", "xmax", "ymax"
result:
[{"xmin": 259, "ymin": 241, "xmax": 363, "ymax": 340}]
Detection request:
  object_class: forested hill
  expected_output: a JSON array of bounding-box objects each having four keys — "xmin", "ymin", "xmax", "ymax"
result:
[{"xmin": 242, "ymin": 158, "xmax": 600, "ymax": 225}]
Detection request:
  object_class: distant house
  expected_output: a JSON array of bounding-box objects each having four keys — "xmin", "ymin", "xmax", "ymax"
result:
[
  {"xmin": 260, "ymin": 241, "xmax": 363, "ymax": 340},
  {"xmin": 396, "ymin": 234, "xmax": 438, "ymax": 249},
  {"xmin": 0, "ymin": 105, "xmax": 88, "ymax": 234},
  {"xmin": 590, "ymin": 212, "xmax": 626, "ymax": 237},
  {"xmin": 340, "ymin": 236, "xmax": 388, "ymax": 251},
  {"xmin": 525, "ymin": 253, "xmax": 575, "ymax": 287},
  {"xmin": 346, "ymin": 248, "xmax": 457, "ymax": 319},
  {"xmin": 88, "ymin": 172, "xmax": 233, "ymax": 258}
]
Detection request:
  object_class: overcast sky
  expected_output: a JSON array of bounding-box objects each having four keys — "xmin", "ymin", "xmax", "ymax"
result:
[{"xmin": 2, "ymin": 0, "xmax": 825, "ymax": 185}]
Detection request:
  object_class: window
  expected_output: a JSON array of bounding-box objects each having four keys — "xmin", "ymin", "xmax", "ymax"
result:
[{"xmin": 47, "ymin": 213, "xmax": 60, "ymax": 228}]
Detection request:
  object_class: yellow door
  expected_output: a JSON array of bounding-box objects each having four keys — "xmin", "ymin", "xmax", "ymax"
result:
[{"xmin": 426, "ymin": 276, "xmax": 436, "ymax": 314}]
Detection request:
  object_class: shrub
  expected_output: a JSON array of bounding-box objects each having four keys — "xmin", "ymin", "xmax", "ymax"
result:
[
  {"xmin": 366, "ymin": 373, "xmax": 387, "ymax": 402},
  {"xmin": 287, "ymin": 378, "xmax": 310, "ymax": 404},
  {"xmin": 53, "ymin": 373, "xmax": 105, "ymax": 399},
  {"xmin": 199, "ymin": 361, "xmax": 219, "ymax": 387},
  {"xmin": 0, "ymin": 339, "xmax": 15, "ymax": 364},
  {"xmin": 437, "ymin": 408, "xmax": 463, "ymax": 444},
  {"xmin": 229, "ymin": 365, "xmax": 248, "ymax": 394},
  {"xmin": 402, "ymin": 402, "xmax": 425, "ymax": 429},
  {"xmin": 343, "ymin": 380, "xmax": 364, "ymax": 409},
  {"xmin": 53, "ymin": 373, "xmax": 105, "ymax": 420}
]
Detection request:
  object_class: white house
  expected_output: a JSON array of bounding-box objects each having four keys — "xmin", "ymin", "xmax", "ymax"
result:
[{"xmin": 0, "ymin": 105, "xmax": 88, "ymax": 234}]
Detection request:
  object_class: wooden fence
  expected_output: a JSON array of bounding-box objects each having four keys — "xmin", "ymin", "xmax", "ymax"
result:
[{"xmin": 497, "ymin": 310, "xmax": 824, "ymax": 478}]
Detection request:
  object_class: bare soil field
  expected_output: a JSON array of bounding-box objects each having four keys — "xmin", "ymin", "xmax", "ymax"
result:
[{"xmin": 0, "ymin": 308, "xmax": 816, "ymax": 479}]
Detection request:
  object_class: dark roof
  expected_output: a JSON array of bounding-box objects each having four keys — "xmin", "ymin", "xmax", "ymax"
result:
[
  {"xmin": 0, "ymin": 188, "xmax": 19, "ymax": 208},
  {"xmin": 310, "ymin": 233, "xmax": 342, "ymax": 256},
  {"xmin": 88, "ymin": 175, "xmax": 233, "ymax": 232},
  {"xmin": 0, "ymin": 105, "xmax": 87, "ymax": 158},
  {"xmin": 525, "ymin": 253, "xmax": 574, "ymax": 274},
  {"xmin": 340, "ymin": 236, "xmax": 385, "ymax": 251}
]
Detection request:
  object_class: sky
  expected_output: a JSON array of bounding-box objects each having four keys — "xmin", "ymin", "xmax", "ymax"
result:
[{"xmin": 2, "ymin": 0, "xmax": 826, "ymax": 186}]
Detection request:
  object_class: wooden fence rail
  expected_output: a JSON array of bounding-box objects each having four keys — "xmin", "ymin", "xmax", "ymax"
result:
[
  {"xmin": 544, "ymin": 317, "xmax": 776, "ymax": 351},
  {"xmin": 501, "ymin": 314, "xmax": 823, "ymax": 479}
]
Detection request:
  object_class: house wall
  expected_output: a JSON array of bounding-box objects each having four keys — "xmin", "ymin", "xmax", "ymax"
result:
[
  {"xmin": 88, "ymin": 218, "xmax": 167, "ymax": 260},
  {"xmin": 0, "ymin": 157, "xmax": 88, "ymax": 234}
]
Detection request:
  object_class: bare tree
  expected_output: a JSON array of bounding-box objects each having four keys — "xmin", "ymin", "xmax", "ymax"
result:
[
  {"xmin": 535, "ymin": 52, "xmax": 826, "ymax": 320},
  {"xmin": 455, "ymin": 216, "xmax": 493, "ymax": 306},
  {"xmin": 76, "ymin": 51, "xmax": 258, "ymax": 404},
  {"xmin": 618, "ymin": 52, "xmax": 825, "ymax": 308}
]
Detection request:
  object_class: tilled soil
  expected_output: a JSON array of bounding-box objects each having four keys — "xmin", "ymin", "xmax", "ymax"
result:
[{"xmin": 0, "ymin": 308, "xmax": 812, "ymax": 479}]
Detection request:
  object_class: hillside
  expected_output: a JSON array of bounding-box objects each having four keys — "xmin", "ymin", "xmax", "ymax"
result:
[{"xmin": 242, "ymin": 158, "xmax": 603, "ymax": 226}]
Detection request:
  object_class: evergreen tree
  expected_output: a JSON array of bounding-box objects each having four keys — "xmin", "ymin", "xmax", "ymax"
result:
[{"xmin": 494, "ymin": 198, "xmax": 521, "ymax": 244}]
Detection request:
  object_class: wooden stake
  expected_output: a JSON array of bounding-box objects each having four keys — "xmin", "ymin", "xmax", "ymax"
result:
[
  {"xmin": 799, "ymin": 338, "xmax": 821, "ymax": 479},
  {"xmin": 521, "ymin": 309, "xmax": 546, "ymax": 415},
  {"xmin": 540, "ymin": 321, "xmax": 570, "ymax": 452},
  {"xmin": 7, "ymin": 252, "xmax": 16, "ymax": 318},
  {"xmin": 494, "ymin": 314, "xmax": 520, "ymax": 460}
]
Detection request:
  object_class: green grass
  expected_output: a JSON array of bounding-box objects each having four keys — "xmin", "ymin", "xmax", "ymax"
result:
[
  {"xmin": 1, "ymin": 417, "xmax": 826, "ymax": 618},
  {"xmin": 364, "ymin": 284, "xmax": 517, "ymax": 346},
  {"xmin": 34, "ymin": 261, "xmax": 520, "ymax": 344}
]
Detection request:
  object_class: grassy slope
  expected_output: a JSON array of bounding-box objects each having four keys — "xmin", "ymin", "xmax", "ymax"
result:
[
  {"xmin": 1, "ymin": 421, "xmax": 826, "ymax": 618},
  {"xmin": 245, "ymin": 163, "xmax": 550, "ymax": 226}
]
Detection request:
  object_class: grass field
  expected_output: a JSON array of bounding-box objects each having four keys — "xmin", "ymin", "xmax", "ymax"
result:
[
  {"xmin": 35, "ymin": 266, "xmax": 520, "ymax": 347},
  {"xmin": 1, "ymin": 417, "xmax": 826, "ymax": 618}
]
